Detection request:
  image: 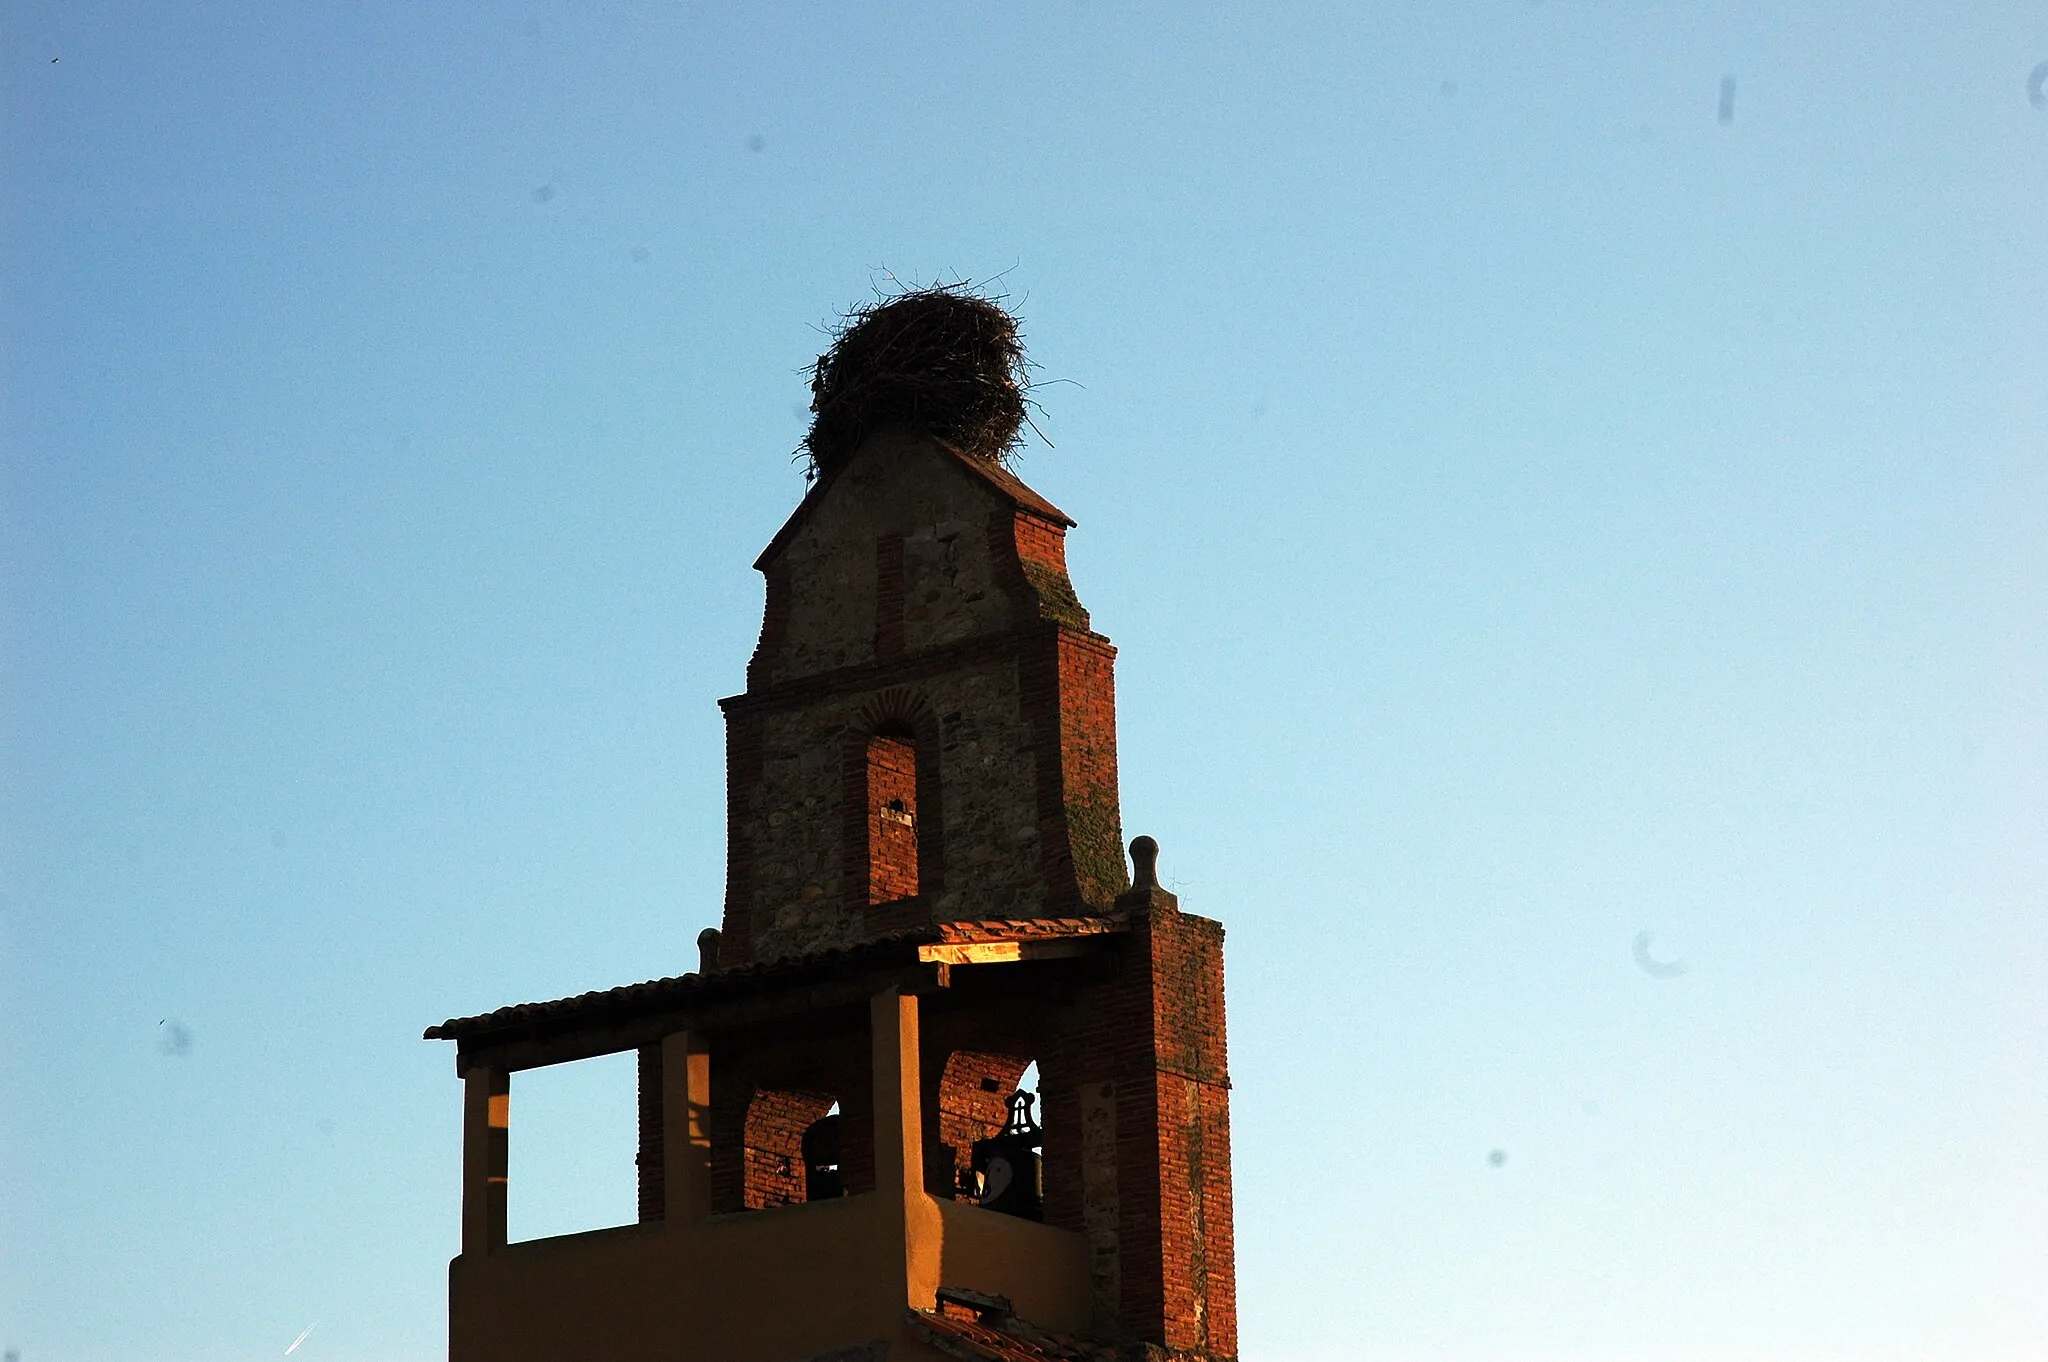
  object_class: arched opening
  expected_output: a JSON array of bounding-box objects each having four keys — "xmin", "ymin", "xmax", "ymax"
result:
[
  {"xmin": 931, "ymin": 1050, "xmax": 1041, "ymax": 1218},
  {"xmin": 742, "ymin": 1087, "xmax": 839, "ymax": 1209},
  {"xmin": 866, "ymin": 721, "xmax": 920, "ymax": 904},
  {"xmin": 802, "ymin": 1102, "xmax": 843, "ymax": 1201}
]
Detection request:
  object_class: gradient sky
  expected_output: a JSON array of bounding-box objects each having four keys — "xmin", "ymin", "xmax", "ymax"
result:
[{"xmin": 4, "ymin": 4, "xmax": 2045, "ymax": 1360}]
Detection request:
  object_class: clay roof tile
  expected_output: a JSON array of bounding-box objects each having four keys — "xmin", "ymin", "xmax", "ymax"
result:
[{"xmin": 423, "ymin": 915, "xmax": 1128, "ymax": 1043}]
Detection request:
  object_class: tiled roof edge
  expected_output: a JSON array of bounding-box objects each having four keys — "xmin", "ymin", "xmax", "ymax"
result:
[{"xmin": 423, "ymin": 915, "xmax": 1131, "ymax": 1042}]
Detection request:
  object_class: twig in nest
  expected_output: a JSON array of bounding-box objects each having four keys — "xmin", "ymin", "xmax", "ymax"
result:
[{"xmin": 801, "ymin": 283, "xmax": 1032, "ymax": 476}]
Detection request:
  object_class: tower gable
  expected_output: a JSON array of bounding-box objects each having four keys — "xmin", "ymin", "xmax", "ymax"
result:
[
  {"xmin": 749, "ymin": 429, "xmax": 1084, "ymax": 688},
  {"xmin": 720, "ymin": 430, "xmax": 1126, "ymax": 967}
]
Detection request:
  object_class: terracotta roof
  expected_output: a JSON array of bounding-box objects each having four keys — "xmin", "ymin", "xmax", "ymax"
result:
[
  {"xmin": 950, "ymin": 443, "xmax": 1076, "ymax": 528},
  {"xmin": 423, "ymin": 916, "xmax": 1126, "ymax": 1043},
  {"xmin": 907, "ymin": 1308, "xmax": 1121, "ymax": 1362},
  {"xmin": 424, "ymin": 968, "xmax": 699, "ymax": 1043}
]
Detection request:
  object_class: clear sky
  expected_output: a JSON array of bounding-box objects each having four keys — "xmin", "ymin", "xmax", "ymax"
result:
[{"xmin": 3, "ymin": 4, "xmax": 2044, "ymax": 1360}]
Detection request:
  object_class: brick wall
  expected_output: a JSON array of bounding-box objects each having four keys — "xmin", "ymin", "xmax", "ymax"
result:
[
  {"xmin": 742, "ymin": 1087, "xmax": 836, "ymax": 1209},
  {"xmin": 1137, "ymin": 909, "xmax": 1236, "ymax": 1358},
  {"xmin": 1047, "ymin": 908, "xmax": 1237, "ymax": 1357},
  {"xmin": 637, "ymin": 1044, "xmax": 664, "ymax": 1222},
  {"xmin": 874, "ymin": 532, "xmax": 905, "ymax": 661},
  {"xmin": 700, "ymin": 428, "xmax": 1236, "ymax": 1357},
  {"xmin": 931, "ymin": 1049, "xmax": 1031, "ymax": 1197},
  {"xmin": 721, "ymin": 433, "xmax": 1130, "ymax": 964},
  {"xmin": 704, "ymin": 1028, "xmax": 872, "ymax": 1214},
  {"xmin": 863, "ymin": 732, "xmax": 919, "ymax": 903}
]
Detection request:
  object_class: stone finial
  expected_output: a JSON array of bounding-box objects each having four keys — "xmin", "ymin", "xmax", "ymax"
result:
[
  {"xmin": 1129, "ymin": 835, "xmax": 1160, "ymax": 891},
  {"xmin": 696, "ymin": 926, "xmax": 722, "ymax": 974},
  {"xmin": 1117, "ymin": 834, "xmax": 1178, "ymax": 912}
]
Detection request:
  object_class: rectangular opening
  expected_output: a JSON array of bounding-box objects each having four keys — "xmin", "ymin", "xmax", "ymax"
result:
[
  {"xmin": 867, "ymin": 729, "xmax": 920, "ymax": 903},
  {"xmin": 507, "ymin": 1050, "xmax": 638, "ymax": 1243}
]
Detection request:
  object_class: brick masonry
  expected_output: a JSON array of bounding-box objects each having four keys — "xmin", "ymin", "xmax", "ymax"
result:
[
  {"xmin": 637, "ymin": 1043, "xmax": 665, "ymax": 1222},
  {"xmin": 930, "ymin": 1049, "xmax": 1032, "ymax": 1197},
  {"xmin": 683, "ymin": 428, "xmax": 1235, "ymax": 1356},
  {"xmin": 719, "ymin": 431, "xmax": 1130, "ymax": 967}
]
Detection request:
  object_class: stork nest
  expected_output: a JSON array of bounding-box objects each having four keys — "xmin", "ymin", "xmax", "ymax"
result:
[{"xmin": 803, "ymin": 286, "xmax": 1029, "ymax": 475}]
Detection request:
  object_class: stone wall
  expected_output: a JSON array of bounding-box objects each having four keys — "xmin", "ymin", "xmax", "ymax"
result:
[
  {"xmin": 729, "ymin": 658, "xmax": 1050, "ymax": 963},
  {"xmin": 721, "ymin": 432, "xmax": 1128, "ymax": 966},
  {"xmin": 750, "ymin": 433, "xmax": 1020, "ymax": 688}
]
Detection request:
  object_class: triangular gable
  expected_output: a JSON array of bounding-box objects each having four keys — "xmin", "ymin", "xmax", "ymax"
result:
[{"xmin": 754, "ymin": 432, "xmax": 1074, "ymax": 571}]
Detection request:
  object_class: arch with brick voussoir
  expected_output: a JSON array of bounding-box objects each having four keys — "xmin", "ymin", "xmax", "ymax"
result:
[
  {"xmin": 927, "ymin": 1048, "xmax": 1035, "ymax": 1201},
  {"xmin": 704, "ymin": 1020, "xmax": 877, "ymax": 1215},
  {"xmin": 913, "ymin": 1000, "xmax": 1097, "ymax": 1241},
  {"xmin": 741, "ymin": 1087, "xmax": 836, "ymax": 1209}
]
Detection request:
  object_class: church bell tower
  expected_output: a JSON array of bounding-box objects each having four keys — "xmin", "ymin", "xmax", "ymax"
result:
[{"xmin": 427, "ymin": 296, "xmax": 1238, "ymax": 1362}]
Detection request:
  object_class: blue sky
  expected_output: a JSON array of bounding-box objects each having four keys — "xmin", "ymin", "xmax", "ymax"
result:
[{"xmin": 3, "ymin": 4, "xmax": 2044, "ymax": 1359}]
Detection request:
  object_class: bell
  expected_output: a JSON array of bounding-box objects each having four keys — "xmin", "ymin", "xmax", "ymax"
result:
[{"xmin": 968, "ymin": 1090, "xmax": 1043, "ymax": 1221}]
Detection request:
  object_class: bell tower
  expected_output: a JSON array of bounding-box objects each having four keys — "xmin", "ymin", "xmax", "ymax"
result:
[
  {"xmin": 715, "ymin": 426, "xmax": 1128, "ymax": 966},
  {"xmin": 427, "ymin": 297, "xmax": 1238, "ymax": 1362}
]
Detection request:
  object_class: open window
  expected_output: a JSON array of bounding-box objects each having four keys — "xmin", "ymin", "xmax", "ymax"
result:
[
  {"xmin": 503, "ymin": 1051, "xmax": 639, "ymax": 1243},
  {"xmin": 932, "ymin": 1051, "xmax": 1042, "ymax": 1218}
]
